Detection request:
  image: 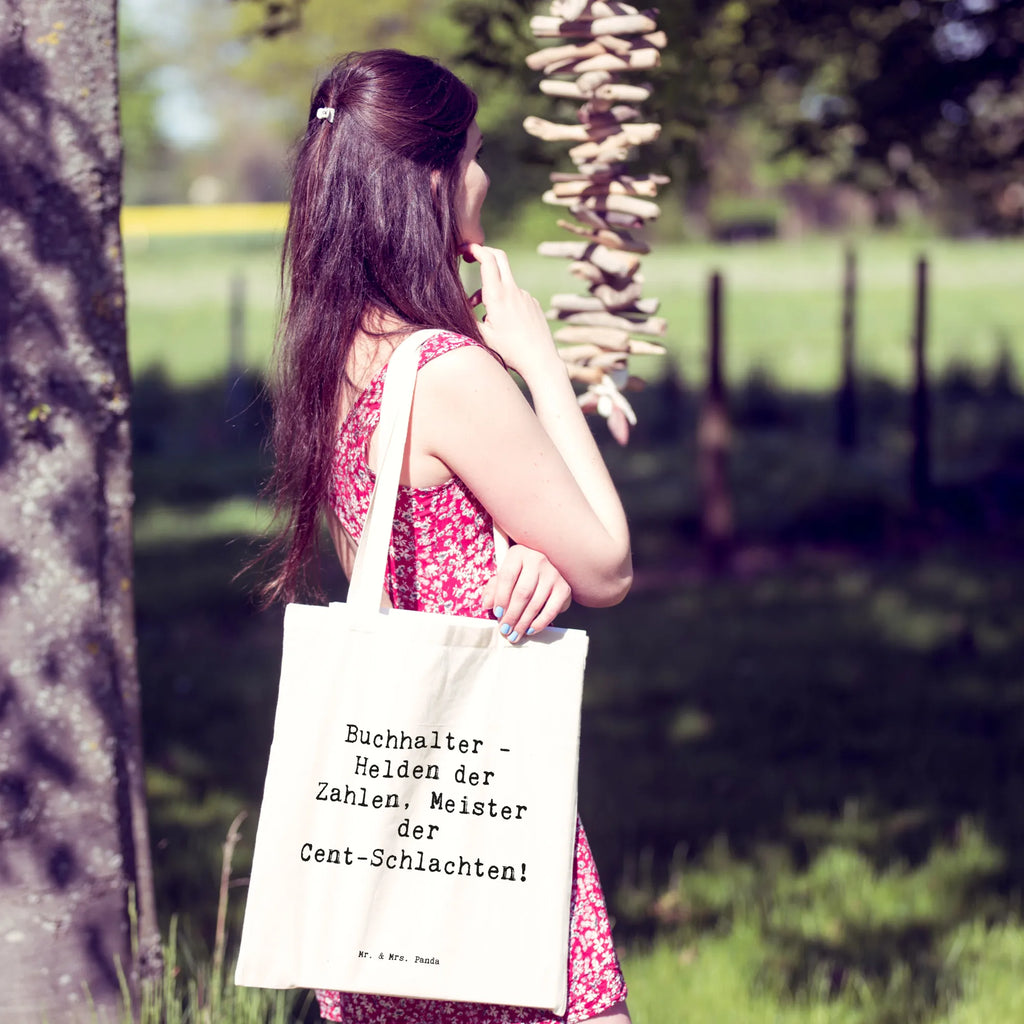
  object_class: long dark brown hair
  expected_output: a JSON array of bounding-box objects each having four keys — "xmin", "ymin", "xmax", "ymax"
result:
[{"xmin": 260, "ymin": 49, "xmax": 482, "ymax": 604}]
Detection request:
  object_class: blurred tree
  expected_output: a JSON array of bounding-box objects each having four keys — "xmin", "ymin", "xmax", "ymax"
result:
[
  {"xmin": 228, "ymin": 0, "xmax": 309, "ymax": 37},
  {"xmin": 0, "ymin": 1, "xmax": 160, "ymax": 1020},
  {"xmin": 153, "ymin": 0, "xmax": 465, "ymax": 201},
  {"xmin": 448, "ymin": 0, "xmax": 1024, "ymax": 232},
  {"xmin": 714, "ymin": 0, "xmax": 1024, "ymax": 231},
  {"xmin": 227, "ymin": 0, "xmax": 460, "ymax": 135},
  {"xmin": 119, "ymin": 13, "xmax": 180, "ymax": 203},
  {"xmin": 141, "ymin": 0, "xmax": 1022, "ymax": 224}
]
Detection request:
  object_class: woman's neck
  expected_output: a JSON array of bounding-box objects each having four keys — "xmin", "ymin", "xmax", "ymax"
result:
[{"xmin": 339, "ymin": 310, "xmax": 412, "ymax": 419}]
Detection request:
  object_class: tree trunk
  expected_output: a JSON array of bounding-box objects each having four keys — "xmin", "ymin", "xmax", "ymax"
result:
[{"xmin": 0, "ymin": 1, "xmax": 160, "ymax": 1021}]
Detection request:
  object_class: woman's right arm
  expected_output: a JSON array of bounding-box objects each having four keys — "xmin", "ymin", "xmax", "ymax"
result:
[{"xmin": 410, "ymin": 245, "xmax": 632, "ymax": 608}]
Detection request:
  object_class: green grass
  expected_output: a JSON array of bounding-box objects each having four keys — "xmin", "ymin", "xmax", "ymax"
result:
[
  {"xmin": 474, "ymin": 233, "xmax": 1024, "ymax": 389},
  {"xmin": 620, "ymin": 909, "xmax": 1024, "ymax": 1024},
  {"xmin": 124, "ymin": 230, "xmax": 1024, "ymax": 1024},
  {"xmin": 125, "ymin": 233, "xmax": 1024, "ymax": 391},
  {"xmin": 125, "ymin": 234, "xmax": 282, "ymax": 384},
  {"xmin": 113, "ymin": 915, "xmax": 313, "ymax": 1023}
]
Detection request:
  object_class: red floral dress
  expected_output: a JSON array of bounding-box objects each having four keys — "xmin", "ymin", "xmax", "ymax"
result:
[{"xmin": 320, "ymin": 330, "xmax": 627, "ymax": 1024}]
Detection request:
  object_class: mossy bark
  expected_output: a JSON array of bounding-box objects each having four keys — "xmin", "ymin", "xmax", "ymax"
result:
[{"xmin": 0, "ymin": 1, "xmax": 160, "ymax": 1019}]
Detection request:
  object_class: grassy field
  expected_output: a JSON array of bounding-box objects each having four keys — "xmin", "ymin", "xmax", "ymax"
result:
[
  {"xmin": 125, "ymin": 231, "xmax": 1024, "ymax": 1023},
  {"xmin": 124, "ymin": 233, "xmax": 1024, "ymax": 390}
]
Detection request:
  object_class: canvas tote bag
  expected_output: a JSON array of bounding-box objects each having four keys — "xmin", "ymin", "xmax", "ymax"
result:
[{"xmin": 235, "ymin": 330, "xmax": 588, "ymax": 1015}]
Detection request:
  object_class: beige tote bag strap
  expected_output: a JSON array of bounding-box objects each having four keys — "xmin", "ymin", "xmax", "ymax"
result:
[
  {"xmin": 347, "ymin": 329, "xmax": 433, "ymax": 614},
  {"xmin": 347, "ymin": 330, "xmax": 506, "ymax": 615}
]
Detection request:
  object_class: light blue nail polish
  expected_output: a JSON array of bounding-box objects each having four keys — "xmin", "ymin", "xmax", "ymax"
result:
[
  {"xmin": 509, "ymin": 631, "xmax": 519, "ymax": 643},
  {"xmin": 493, "ymin": 606, "xmax": 504, "ymax": 619},
  {"xmin": 500, "ymin": 623, "xmax": 511, "ymax": 636},
  {"xmin": 526, "ymin": 627, "xmax": 535, "ymax": 635}
]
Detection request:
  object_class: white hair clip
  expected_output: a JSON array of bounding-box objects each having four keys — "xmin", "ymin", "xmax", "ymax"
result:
[{"xmin": 315, "ymin": 107, "xmax": 335, "ymax": 124}]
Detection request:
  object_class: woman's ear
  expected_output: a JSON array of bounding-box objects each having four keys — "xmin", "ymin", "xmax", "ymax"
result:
[{"xmin": 430, "ymin": 168, "xmax": 441, "ymax": 196}]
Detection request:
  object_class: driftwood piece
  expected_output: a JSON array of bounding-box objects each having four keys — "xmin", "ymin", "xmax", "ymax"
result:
[
  {"xmin": 569, "ymin": 48, "xmax": 661, "ymax": 73},
  {"xmin": 592, "ymin": 279, "xmax": 645, "ymax": 310},
  {"xmin": 594, "ymin": 81, "xmax": 652, "ymax": 102},
  {"xmin": 568, "ymin": 264, "xmax": 645, "ymax": 289},
  {"xmin": 551, "ymin": 170, "xmax": 669, "ymax": 185},
  {"xmin": 524, "ymin": 116, "xmax": 602, "ymax": 143},
  {"xmin": 526, "ymin": 118, "xmax": 660, "ymax": 146},
  {"xmin": 574, "ymin": 160, "xmax": 627, "ymax": 177},
  {"xmin": 556, "ymin": 335, "xmax": 666, "ymax": 356},
  {"xmin": 556, "ymin": 336, "xmax": 665, "ymax": 360},
  {"xmin": 574, "ymin": 192, "xmax": 661, "ymax": 219},
  {"xmin": 555, "ymin": 218, "xmax": 650, "ymax": 254},
  {"xmin": 568, "ymin": 260, "xmax": 607, "ymax": 285},
  {"xmin": 568, "ymin": 124, "xmax": 661, "ymax": 162},
  {"xmin": 588, "ymin": 350, "xmax": 632, "ymax": 370},
  {"xmin": 626, "ymin": 338, "xmax": 667, "ymax": 355},
  {"xmin": 565, "ymin": 202, "xmax": 618, "ymax": 231},
  {"xmin": 551, "ymin": 310, "xmax": 667, "ymax": 336},
  {"xmin": 537, "ymin": 240, "xmax": 641, "ymax": 277},
  {"xmin": 566, "ymin": 363, "xmax": 606, "ymax": 384},
  {"xmin": 540, "ymin": 79, "xmax": 602, "ymax": 101},
  {"xmin": 544, "ymin": 190, "xmax": 588, "ymax": 207},
  {"xmin": 549, "ymin": 171, "xmax": 607, "ymax": 182},
  {"xmin": 555, "ymin": 327, "xmax": 631, "ymax": 350},
  {"xmin": 566, "ymin": 202, "xmax": 642, "ymax": 232},
  {"xmin": 596, "ymin": 30, "xmax": 667, "ymax": 53},
  {"xmin": 551, "ymin": 176, "xmax": 663, "ymax": 198},
  {"xmin": 538, "ymin": 75, "xmax": 654, "ymax": 104},
  {"xmin": 576, "ymin": 70, "xmax": 613, "ymax": 93},
  {"xmin": 550, "ymin": 293, "xmax": 660, "ymax": 315},
  {"xmin": 595, "ymin": 208, "xmax": 645, "ymax": 227},
  {"xmin": 581, "ymin": 103, "xmax": 643, "ymax": 123},
  {"xmin": 530, "ymin": 11, "xmax": 659, "ymax": 38},
  {"xmin": 558, "ymin": 343, "xmax": 609, "ymax": 362},
  {"xmin": 563, "ymin": 329, "xmax": 660, "ymax": 352},
  {"xmin": 526, "ymin": 40, "xmax": 604, "ymax": 72},
  {"xmin": 524, "ymin": 116, "xmax": 659, "ymax": 144},
  {"xmin": 571, "ymin": 139, "xmax": 628, "ymax": 163}
]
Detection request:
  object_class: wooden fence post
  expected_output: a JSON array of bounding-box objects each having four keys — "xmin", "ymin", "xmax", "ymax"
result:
[
  {"xmin": 911, "ymin": 255, "xmax": 931, "ymax": 509},
  {"xmin": 698, "ymin": 271, "xmax": 733, "ymax": 571},
  {"xmin": 228, "ymin": 271, "xmax": 246, "ymax": 376},
  {"xmin": 837, "ymin": 245, "xmax": 858, "ymax": 451},
  {"xmin": 225, "ymin": 272, "xmax": 252, "ymax": 443}
]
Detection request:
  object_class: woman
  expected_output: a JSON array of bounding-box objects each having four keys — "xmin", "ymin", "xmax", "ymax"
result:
[{"xmin": 262, "ymin": 49, "xmax": 633, "ymax": 1024}]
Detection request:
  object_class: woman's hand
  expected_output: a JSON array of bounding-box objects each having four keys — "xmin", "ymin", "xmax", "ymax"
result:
[
  {"xmin": 481, "ymin": 544, "xmax": 572, "ymax": 643},
  {"xmin": 464, "ymin": 242, "xmax": 563, "ymax": 382}
]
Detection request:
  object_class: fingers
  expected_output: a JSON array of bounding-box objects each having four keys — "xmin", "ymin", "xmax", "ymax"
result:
[
  {"xmin": 463, "ymin": 246, "xmax": 555, "ymax": 376},
  {"xmin": 488, "ymin": 548, "xmax": 572, "ymax": 644},
  {"xmin": 508, "ymin": 575, "xmax": 571, "ymax": 639},
  {"xmin": 466, "ymin": 243, "xmax": 517, "ymax": 295},
  {"xmin": 469, "ymin": 244, "xmax": 506, "ymax": 302}
]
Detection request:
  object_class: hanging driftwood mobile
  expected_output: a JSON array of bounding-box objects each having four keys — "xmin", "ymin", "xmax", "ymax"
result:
[{"xmin": 526, "ymin": 0, "xmax": 668, "ymax": 444}]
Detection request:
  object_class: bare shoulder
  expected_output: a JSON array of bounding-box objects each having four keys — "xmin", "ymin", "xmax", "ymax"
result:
[
  {"xmin": 411, "ymin": 339, "xmax": 541, "ymax": 460},
  {"xmin": 416, "ymin": 339, "xmax": 520, "ymax": 404}
]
